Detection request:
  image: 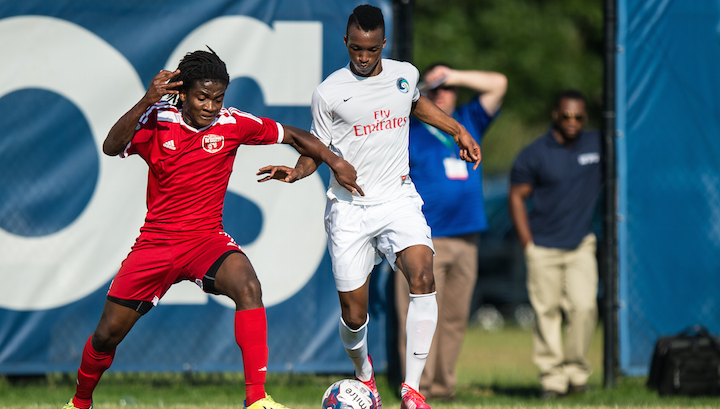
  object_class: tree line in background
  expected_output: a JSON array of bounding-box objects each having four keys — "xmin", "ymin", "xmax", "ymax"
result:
[{"xmin": 412, "ymin": 0, "xmax": 603, "ymax": 174}]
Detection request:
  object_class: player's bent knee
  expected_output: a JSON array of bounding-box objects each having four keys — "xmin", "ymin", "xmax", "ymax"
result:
[
  {"xmin": 222, "ymin": 277, "xmax": 263, "ymax": 310},
  {"xmin": 92, "ymin": 329, "xmax": 122, "ymax": 351},
  {"xmin": 342, "ymin": 313, "xmax": 368, "ymax": 330},
  {"xmin": 407, "ymin": 272, "xmax": 434, "ymax": 294},
  {"xmin": 236, "ymin": 277, "xmax": 262, "ymax": 300}
]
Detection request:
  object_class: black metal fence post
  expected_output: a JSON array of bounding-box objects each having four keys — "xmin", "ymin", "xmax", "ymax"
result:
[{"xmin": 602, "ymin": 0, "xmax": 619, "ymax": 390}]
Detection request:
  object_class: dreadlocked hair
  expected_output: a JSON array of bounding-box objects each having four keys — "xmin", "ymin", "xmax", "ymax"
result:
[
  {"xmin": 168, "ymin": 47, "xmax": 230, "ymax": 107},
  {"xmin": 347, "ymin": 4, "xmax": 385, "ymax": 36}
]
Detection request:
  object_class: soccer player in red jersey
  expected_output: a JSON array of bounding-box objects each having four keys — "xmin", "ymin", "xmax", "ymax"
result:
[{"xmin": 63, "ymin": 48, "xmax": 360, "ymax": 409}]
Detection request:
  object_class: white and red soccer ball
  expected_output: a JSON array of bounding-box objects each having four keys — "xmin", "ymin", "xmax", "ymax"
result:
[{"xmin": 321, "ymin": 379, "xmax": 376, "ymax": 409}]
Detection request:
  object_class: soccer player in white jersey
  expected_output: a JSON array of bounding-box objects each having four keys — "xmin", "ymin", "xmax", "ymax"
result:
[{"xmin": 258, "ymin": 5, "xmax": 480, "ymax": 409}]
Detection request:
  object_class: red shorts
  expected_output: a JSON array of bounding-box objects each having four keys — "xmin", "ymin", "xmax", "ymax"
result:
[{"xmin": 107, "ymin": 230, "xmax": 242, "ymax": 305}]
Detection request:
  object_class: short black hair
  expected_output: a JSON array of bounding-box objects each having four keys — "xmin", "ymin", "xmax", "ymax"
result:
[
  {"xmin": 168, "ymin": 47, "xmax": 230, "ymax": 107},
  {"xmin": 347, "ymin": 4, "xmax": 385, "ymax": 36},
  {"xmin": 554, "ymin": 89, "xmax": 587, "ymax": 108}
]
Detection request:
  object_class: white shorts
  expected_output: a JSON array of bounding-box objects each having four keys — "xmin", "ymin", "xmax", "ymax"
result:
[{"xmin": 324, "ymin": 191, "xmax": 434, "ymax": 292}]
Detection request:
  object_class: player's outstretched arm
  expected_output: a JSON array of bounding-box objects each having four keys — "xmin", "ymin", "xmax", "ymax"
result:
[
  {"xmin": 412, "ymin": 95, "xmax": 482, "ymax": 169},
  {"xmin": 103, "ymin": 69, "xmax": 183, "ymax": 156},
  {"xmin": 257, "ymin": 156, "xmax": 319, "ymax": 183},
  {"xmin": 276, "ymin": 125, "xmax": 364, "ymax": 196}
]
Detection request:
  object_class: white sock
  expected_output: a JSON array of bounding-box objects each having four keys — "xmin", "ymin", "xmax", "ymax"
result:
[
  {"xmin": 404, "ymin": 292, "xmax": 438, "ymax": 392},
  {"xmin": 339, "ymin": 314, "xmax": 373, "ymax": 381}
]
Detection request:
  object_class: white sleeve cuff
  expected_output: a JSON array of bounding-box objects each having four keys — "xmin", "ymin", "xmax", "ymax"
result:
[
  {"xmin": 119, "ymin": 141, "xmax": 132, "ymax": 158},
  {"xmin": 276, "ymin": 122, "xmax": 285, "ymax": 144}
]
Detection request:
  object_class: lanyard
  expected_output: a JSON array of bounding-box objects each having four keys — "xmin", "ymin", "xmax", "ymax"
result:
[{"xmin": 422, "ymin": 123, "xmax": 457, "ymax": 155}]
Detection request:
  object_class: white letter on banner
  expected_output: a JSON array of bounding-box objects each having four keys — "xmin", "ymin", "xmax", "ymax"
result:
[
  {"xmin": 166, "ymin": 16, "xmax": 322, "ymax": 106},
  {"xmin": 0, "ymin": 16, "xmax": 147, "ymax": 310},
  {"xmin": 158, "ymin": 16, "xmax": 326, "ymax": 308}
]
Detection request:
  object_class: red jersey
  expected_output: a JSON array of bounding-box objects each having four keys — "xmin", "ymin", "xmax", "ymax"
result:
[{"xmin": 122, "ymin": 102, "xmax": 283, "ymax": 235}]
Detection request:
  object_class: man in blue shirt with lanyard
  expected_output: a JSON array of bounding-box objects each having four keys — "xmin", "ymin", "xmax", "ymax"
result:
[
  {"xmin": 395, "ymin": 63, "xmax": 506, "ymax": 400},
  {"xmin": 509, "ymin": 89, "xmax": 601, "ymax": 399}
]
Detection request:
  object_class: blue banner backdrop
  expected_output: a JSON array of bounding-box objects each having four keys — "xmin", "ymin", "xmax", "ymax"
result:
[
  {"xmin": 616, "ymin": 0, "xmax": 720, "ymax": 375},
  {"xmin": 0, "ymin": 0, "xmax": 393, "ymax": 374}
]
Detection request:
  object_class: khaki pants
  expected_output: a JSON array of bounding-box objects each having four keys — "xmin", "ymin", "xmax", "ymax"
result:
[
  {"xmin": 525, "ymin": 233, "xmax": 598, "ymax": 393},
  {"xmin": 395, "ymin": 234, "xmax": 478, "ymax": 398}
]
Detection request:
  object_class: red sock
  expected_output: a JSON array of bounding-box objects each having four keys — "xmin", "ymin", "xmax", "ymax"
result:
[
  {"xmin": 235, "ymin": 308, "xmax": 269, "ymax": 406},
  {"xmin": 72, "ymin": 335, "xmax": 115, "ymax": 408}
]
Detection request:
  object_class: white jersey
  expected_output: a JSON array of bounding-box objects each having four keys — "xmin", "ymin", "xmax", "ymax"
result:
[{"xmin": 311, "ymin": 59, "xmax": 421, "ymax": 205}]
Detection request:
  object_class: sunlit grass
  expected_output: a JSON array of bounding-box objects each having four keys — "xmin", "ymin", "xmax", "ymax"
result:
[{"xmin": 2, "ymin": 325, "xmax": 719, "ymax": 408}]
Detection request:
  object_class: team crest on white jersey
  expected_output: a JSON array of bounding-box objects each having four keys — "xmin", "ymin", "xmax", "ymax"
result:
[
  {"xmin": 397, "ymin": 78, "xmax": 409, "ymax": 93},
  {"xmin": 202, "ymin": 134, "xmax": 224, "ymax": 153}
]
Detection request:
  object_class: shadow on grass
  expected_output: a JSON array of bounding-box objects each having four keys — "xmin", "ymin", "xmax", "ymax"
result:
[
  {"xmin": 451, "ymin": 381, "xmax": 540, "ymax": 401},
  {"xmin": 489, "ymin": 384, "xmax": 540, "ymax": 398},
  {"xmin": 5, "ymin": 374, "xmax": 49, "ymax": 386}
]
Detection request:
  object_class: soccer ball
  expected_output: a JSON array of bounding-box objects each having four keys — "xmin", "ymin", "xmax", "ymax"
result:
[{"xmin": 321, "ymin": 379, "xmax": 376, "ymax": 409}]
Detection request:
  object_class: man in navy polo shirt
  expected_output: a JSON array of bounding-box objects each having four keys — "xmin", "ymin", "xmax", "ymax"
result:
[{"xmin": 509, "ymin": 89, "xmax": 601, "ymax": 399}]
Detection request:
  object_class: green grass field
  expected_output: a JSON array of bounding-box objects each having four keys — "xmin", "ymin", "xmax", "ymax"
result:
[{"xmin": 1, "ymin": 325, "xmax": 719, "ymax": 408}]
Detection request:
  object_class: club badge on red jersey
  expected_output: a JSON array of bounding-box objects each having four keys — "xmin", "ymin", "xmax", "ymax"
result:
[{"xmin": 202, "ymin": 134, "xmax": 224, "ymax": 153}]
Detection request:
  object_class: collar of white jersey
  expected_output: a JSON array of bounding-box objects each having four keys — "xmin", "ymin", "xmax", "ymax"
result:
[{"xmin": 346, "ymin": 61, "xmax": 387, "ymax": 81}]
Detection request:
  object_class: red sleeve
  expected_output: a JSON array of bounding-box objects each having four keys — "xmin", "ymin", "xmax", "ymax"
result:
[
  {"xmin": 121, "ymin": 105, "xmax": 158, "ymax": 158},
  {"xmin": 229, "ymin": 108, "xmax": 282, "ymax": 146}
]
